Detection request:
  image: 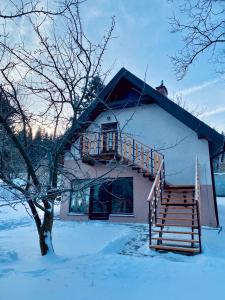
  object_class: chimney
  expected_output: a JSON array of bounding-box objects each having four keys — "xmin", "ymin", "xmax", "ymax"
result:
[{"xmin": 156, "ymin": 80, "xmax": 168, "ymax": 97}]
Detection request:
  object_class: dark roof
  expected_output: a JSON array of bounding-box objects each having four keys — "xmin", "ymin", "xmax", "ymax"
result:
[{"xmin": 73, "ymin": 67, "xmax": 224, "ymax": 157}]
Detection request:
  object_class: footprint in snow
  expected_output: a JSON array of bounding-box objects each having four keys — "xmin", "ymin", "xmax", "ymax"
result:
[
  {"xmin": 23, "ymin": 268, "xmax": 48, "ymax": 277},
  {"xmin": 0, "ymin": 268, "xmax": 15, "ymax": 277}
]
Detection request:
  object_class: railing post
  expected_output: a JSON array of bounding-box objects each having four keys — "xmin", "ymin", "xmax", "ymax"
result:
[
  {"xmin": 132, "ymin": 139, "xmax": 135, "ymax": 164},
  {"xmin": 154, "ymin": 187, "xmax": 157, "ymax": 225},
  {"xmin": 115, "ymin": 130, "xmax": 118, "ymax": 158},
  {"xmin": 97, "ymin": 131, "xmax": 101, "ymax": 156},
  {"xmin": 160, "ymin": 171, "xmax": 163, "ymax": 203},
  {"xmin": 162, "ymin": 155, "xmax": 165, "ymax": 187},
  {"xmin": 196, "ymin": 200, "xmax": 202, "ymax": 253},
  {"xmin": 149, "ymin": 202, "xmax": 152, "ymax": 246},
  {"xmin": 150, "ymin": 149, "xmax": 153, "ymax": 176}
]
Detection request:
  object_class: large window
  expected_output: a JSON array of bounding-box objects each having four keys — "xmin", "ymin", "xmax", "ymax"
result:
[
  {"xmin": 69, "ymin": 179, "xmax": 90, "ymax": 213},
  {"xmin": 69, "ymin": 177, "xmax": 133, "ymax": 215}
]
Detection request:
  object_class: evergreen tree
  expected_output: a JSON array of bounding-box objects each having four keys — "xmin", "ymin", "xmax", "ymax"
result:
[{"xmin": 81, "ymin": 76, "xmax": 105, "ymax": 112}]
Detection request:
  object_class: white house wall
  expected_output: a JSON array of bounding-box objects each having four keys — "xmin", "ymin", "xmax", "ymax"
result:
[
  {"xmin": 62, "ymin": 103, "xmax": 217, "ymax": 226},
  {"xmin": 86, "ymin": 103, "xmax": 212, "ymax": 186}
]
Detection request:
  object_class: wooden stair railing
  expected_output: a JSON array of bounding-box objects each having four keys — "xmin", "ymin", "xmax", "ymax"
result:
[
  {"xmin": 195, "ymin": 157, "xmax": 202, "ymax": 253},
  {"xmin": 147, "ymin": 159, "xmax": 165, "ymax": 247},
  {"xmin": 80, "ymin": 131, "xmax": 164, "ymax": 179},
  {"xmin": 148, "ymin": 157, "xmax": 202, "ymax": 255}
]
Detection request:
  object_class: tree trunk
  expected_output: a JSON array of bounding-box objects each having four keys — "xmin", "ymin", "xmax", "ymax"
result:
[{"xmin": 39, "ymin": 210, "xmax": 54, "ymax": 256}]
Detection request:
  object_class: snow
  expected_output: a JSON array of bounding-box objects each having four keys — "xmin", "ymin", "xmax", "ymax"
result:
[{"xmin": 0, "ymin": 198, "xmax": 225, "ymax": 300}]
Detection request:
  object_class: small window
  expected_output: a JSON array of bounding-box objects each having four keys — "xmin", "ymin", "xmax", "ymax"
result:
[{"xmin": 69, "ymin": 179, "xmax": 90, "ymax": 213}]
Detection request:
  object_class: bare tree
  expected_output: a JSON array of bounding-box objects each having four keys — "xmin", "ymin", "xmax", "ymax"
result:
[
  {"xmin": 169, "ymin": 0, "xmax": 225, "ymax": 79},
  {"xmin": 0, "ymin": 0, "xmax": 115, "ymax": 255},
  {"xmin": 0, "ymin": 0, "xmax": 80, "ymax": 19},
  {"xmin": 172, "ymin": 92, "xmax": 205, "ymax": 117}
]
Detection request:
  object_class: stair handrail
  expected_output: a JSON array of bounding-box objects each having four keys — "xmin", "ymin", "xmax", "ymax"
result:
[
  {"xmin": 121, "ymin": 132, "xmax": 160, "ymax": 154},
  {"xmin": 195, "ymin": 156, "xmax": 202, "ymax": 252},
  {"xmin": 195, "ymin": 157, "xmax": 201, "ymax": 203},
  {"xmin": 147, "ymin": 158, "xmax": 165, "ymax": 246}
]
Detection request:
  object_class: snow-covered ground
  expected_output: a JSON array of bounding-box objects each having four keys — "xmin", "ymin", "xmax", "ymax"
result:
[{"xmin": 0, "ymin": 199, "xmax": 225, "ymax": 300}]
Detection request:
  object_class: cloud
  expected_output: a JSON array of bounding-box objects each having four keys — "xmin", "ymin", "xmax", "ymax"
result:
[
  {"xmin": 200, "ymin": 106, "xmax": 225, "ymax": 117},
  {"xmin": 179, "ymin": 78, "xmax": 219, "ymax": 96}
]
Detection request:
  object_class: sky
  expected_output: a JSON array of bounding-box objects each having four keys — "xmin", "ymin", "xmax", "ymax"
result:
[
  {"xmin": 80, "ymin": 0, "xmax": 225, "ymax": 133},
  {"xmin": 1, "ymin": 0, "xmax": 225, "ymax": 133}
]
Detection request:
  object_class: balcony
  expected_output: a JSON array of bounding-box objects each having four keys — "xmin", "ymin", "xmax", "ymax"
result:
[{"xmin": 80, "ymin": 131, "xmax": 163, "ymax": 178}]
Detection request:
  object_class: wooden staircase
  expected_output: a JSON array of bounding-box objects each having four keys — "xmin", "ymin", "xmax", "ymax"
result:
[
  {"xmin": 150, "ymin": 186, "xmax": 201, "ymax": 254},
  {"xmin": 148, "ymin": 159, "xmax": 202, "ymax": 255}
]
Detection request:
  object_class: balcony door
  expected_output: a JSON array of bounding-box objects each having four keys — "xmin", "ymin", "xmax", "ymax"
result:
[
  {"xmin": 101, "ymin": 122, "xmax": 118, "ymax": 153},
  {"xmin": 88, "ymin": 177, "xmax": 133, "ymax": 220}
]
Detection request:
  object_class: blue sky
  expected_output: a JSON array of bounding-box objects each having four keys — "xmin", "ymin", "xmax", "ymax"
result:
[{"xmin": 81, "ymin": 0, "xmax": 225, "ymax": 133}]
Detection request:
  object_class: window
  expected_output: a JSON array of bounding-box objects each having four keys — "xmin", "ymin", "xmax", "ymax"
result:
[
  {"xmin": 69, "ymin": 179, "xmax": 90, "ymax": 213},
  {"xmin": 101, "ymin": 123, "xmax": 118, "ymax": 152},
  {"xmin": 111, "ymin": 177, "xmax": 133, "ymax": 214},
  {"xmin": 69, "ymin": 177, "xmax": 133, "ymax": 215}
]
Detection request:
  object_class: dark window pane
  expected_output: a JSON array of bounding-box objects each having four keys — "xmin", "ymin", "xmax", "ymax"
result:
[
  {"xmin": 69, "ymin": 179, "xmax": 90, "ymax": 213},
  {"xmin": 111, "ymin": 177, "xmax": 133, "ymax": 214},
  {"xmin": 91, "ymin": 181, "xmax": 112, "ymax": 213}
]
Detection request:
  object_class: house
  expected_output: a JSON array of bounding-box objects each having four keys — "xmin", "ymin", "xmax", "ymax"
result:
[{"xmin": 60, "ymin": 68, "xmax": 224, "ymax": 241}]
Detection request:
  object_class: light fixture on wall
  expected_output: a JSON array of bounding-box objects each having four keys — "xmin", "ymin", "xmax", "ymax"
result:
[{"xmin": 107, "ymin": 115, "xmax": 111, "ymax": 121}]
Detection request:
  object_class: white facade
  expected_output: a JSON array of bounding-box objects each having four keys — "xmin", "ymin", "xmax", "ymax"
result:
[
  {"xmin": 62, "ymin": 102, "xmax": 218, "ymax": 226},
  {"xmin": 84, "ymin": 103, "xmax": 212, "ymax": 186}
]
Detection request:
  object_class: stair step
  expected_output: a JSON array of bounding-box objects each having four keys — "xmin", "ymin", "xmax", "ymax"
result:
[
  {"xmin": 165, "ymin": 185, "xmax": 195, "ymax": 190},
  {"xmin": 158, "ymin": 211, "xmax": 196, "ymax": 215},
  {"xmin": 157, "ymin": 217, "xmax": 197, "ymax": 221},
  {"xmin": 162, "ymin": 197, "xmax": 194, "ymax": 200},
  {"xmin": 153, "ymin": 230, "xmax": 199, "ymax": 235},
  {"xmin": 164, "ymin": 191, "xmax": 194, "ymax": 195},
  {"xmin": 163, "ymin": 194, "xmax": 194, "ymax": 197},
  {"xmin": 143, "ymin": 173, "xmax": 154, "ymax": 180},
  {"xmin": 155, "ymin": 223, "xmax": 198, "ymax": 228},
  {"xmin": 152, "ymin": 237, "xmax": 199, "ymax": 243},
  {"xmin": 164, "ymin": 191, "xmax": 194, "ymax": 193},
  {"xmin": 150, "ymin": 245, "xmax": 199, "ymax": 253},
  {"xmin": 161, "ymin": 202, "xmax": 196, "ymax": 206},
  {"xmin": 159, "ymin": 206, "xmax": 196, "ymax": 210},
  {"xmin": 132, "ymin": 166, "xmax": 141, "ymax": 170},
  {"xmin": 143, "ymin": 172, "xmax": 150, "ymax": 177},
  {"xmin": 164, "ymin": 189, "xmax": 194, "ymax": 191}
]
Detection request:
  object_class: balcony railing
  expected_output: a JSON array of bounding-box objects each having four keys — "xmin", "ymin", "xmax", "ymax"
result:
[{"xmin": 80, "ymin": 131, "xmax": 164, "ymax": 177}]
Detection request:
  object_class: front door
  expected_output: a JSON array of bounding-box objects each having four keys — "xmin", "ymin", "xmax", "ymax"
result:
[
  {"xmin": 101, "ymin": 122, "xmax": 118, "ymax": 153},
  {"xmin": 89, "ymin": 181, "xmax": 112, "ymax": 220}
]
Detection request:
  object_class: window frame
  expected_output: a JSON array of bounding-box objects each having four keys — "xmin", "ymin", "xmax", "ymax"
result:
[
  {"xmin": 110, "ymin": 177, "xmax": 134, "ymax": 215},
  {"xmin": 69, "ymin": 179, "xmax": 91, "ymax": 214},
  {"xmin": 69, "ymin": 177, "xmax": 134, "ymax": 216}
]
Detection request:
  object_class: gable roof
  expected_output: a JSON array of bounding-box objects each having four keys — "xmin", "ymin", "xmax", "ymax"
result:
[{"xmin": 75, "ymin": 67, "xmax": 224, "ymax": 157}]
